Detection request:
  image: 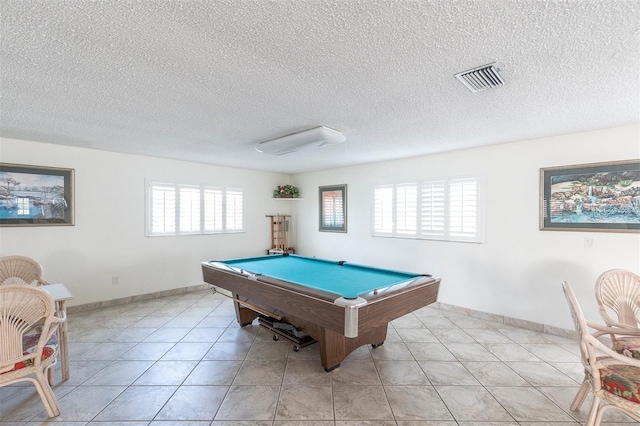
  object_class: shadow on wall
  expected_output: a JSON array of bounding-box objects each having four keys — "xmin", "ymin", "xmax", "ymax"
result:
[{"xmin": 526, "ymin": 260, "xmax": 595, "ymax": 327}]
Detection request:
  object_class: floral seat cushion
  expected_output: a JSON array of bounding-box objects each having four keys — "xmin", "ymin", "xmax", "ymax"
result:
[
  {"xmin": 613, "ymin": 336, "xmax": 640, "ymax": 360},
  {"xmin": 0, "ymin": 329, "xmax": 58, "ymax": 374},
  {"xmin": 600, "ymin": 362, "xmax": 640, "ymax": 404}
]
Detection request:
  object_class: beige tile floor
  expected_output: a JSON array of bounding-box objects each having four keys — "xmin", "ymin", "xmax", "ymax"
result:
[{"xmin": 1, "ymin": 289, "xmax": 637, "ymax": 425}]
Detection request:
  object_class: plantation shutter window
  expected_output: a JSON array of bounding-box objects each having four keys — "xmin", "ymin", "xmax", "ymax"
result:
[
  {"xmin": 147, "ymin": 181, "xmax": 243, "ymax": 236},
  {"xmin": 373, "ymin": 176, "xmax": 484, "ymax": 243},
  {"xmin": 322, "ymin": 191, "xmax": 344, "ymax": 228}
]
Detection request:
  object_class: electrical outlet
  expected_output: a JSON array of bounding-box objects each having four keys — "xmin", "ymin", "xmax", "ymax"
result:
[
  {"xmin": 584, "ymin": 237, "xmax": 594, "ymax": 249},
  {"xmin": 112, "ymin": 276, "xmax": 119, "ymax": 285}
]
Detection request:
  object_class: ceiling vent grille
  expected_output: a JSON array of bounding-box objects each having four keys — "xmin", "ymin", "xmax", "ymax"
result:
[{"xmin": 455, "ymin": 63, "xmax": 504, "ymax": 93}]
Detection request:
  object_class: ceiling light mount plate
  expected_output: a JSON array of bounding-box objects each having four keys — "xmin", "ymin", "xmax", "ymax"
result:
[
  {"xmin": 455, "ymin": 63, "xmax": 504, "ymax": 93},
  {"xmin": 255, "ymin": 126, "xmax": 346, "ymax": 156}
]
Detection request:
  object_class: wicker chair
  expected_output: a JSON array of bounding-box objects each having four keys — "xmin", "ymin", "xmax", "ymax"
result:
[
  {"xmin": 0, "ymin": 285, "xmax": 65, "ymax": 417},
  {"xmin": 595, "ymin": 269, "xmax": 640, "ymax": 359},
  {"xmin": 0, "ymin": 255, "xmax": 49, "ymax": 286},
  {"xmin": 562, "ymin": 281, "xmax": 640, "ymax": 425},
  {"xmin": 0, "ymin": 255, "xmax": 60, "ymax": 384}
]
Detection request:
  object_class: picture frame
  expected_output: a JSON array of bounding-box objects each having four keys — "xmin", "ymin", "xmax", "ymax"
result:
[
  {"xmin": 319, "ymin": 184, "xmax": 347, "ymax": 233},
  {"xmin": 540, "ymin": 159, "xmax": 640, "ymax": 232},
  {"xmin": 0, "ymin": 163, "xmax": 75, "ymax": 226}
]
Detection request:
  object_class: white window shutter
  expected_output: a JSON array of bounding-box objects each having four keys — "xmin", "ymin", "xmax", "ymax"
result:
[
  {"xmin": 373, "ymin": 185, "xmax": 394, "ymax": 235},
  {"xmin": 372, "ymin": 176, "xmax": 484, "ymax": 243},
  {"xmin": 449, "ymin": 177, "xmax": 479, "ymax": 240},
  {"xmin": 203, "ymin": 187, "xmax": 223, "ymax": 232},
  {"xmin": 420, "ymin": 180, "xmax": 445, "ymax": 238},
  {"xmin": 322, "ymin": 190, "xmax": 344, "ymax": 227},
  {"xmin": 178, "ymin": 186, "xmax": 201, "ymax": 233},
  {"xmin": 225, "ymin": 189, "xmax": 243, "ymax": 231},
  {"xmin": 149, "ymin": 183, "xmax": 176, "ymax": 235},
  {"xmin": 396, "ymin": 183, "xmax": 417, "ymax": 236},
  {"xmin": 147, "ymin": 182, "xmax": 244, "ymax": 236}
]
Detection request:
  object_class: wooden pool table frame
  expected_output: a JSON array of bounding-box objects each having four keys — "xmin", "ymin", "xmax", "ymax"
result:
[{"xmin": 202, "ymin": 260, "xmax": 440, "ymax": 371}]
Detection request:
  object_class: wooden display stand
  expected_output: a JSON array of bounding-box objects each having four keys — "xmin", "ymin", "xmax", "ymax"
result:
[{"xmin": 266, "ymin": 214, "xmax": 295, "ymax": 254}]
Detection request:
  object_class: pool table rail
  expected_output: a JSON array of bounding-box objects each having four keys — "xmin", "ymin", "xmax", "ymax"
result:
[
  {"xmin": 203, "ymin": 261, "xmax": 348, "ymax": 332},
  {"xmin": 201, "ymin": 259, "xmax": 440, "ymax": 371}
]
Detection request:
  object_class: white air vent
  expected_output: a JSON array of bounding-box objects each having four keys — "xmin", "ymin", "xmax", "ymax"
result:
[{"xmin": 455, "ymin": 63, "xmax": 504, "ymax": 93}]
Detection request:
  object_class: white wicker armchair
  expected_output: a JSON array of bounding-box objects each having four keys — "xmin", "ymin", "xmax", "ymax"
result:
[
  {"xmin": 595, "ymin": 269, "xmax": 640, "ymax": 359},
  {"xmin": 0, "ymin": 255, "xmax": 60, "ymax": 384},
  {"xmin": 562, "ymin": 281, "xmax": 640, "ymax": 425},
  {"xmin": 0, "ymin": 255, "xmax": 49, "ymax": 286},
  {"xmin": 0, "ymin": 285, "xmax": 65, "ymax": 417}
]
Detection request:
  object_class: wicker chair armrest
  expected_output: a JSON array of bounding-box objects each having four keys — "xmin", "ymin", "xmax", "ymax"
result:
[
  {"xmin": 53, "ymin": 310, "xmax": 67, "ymax": 323},
  {"xmin": 587, "ymin": 334, "xmax": 640, "ymax": 368},
  {"xmin": 601, "ymin": 319, "xmax": 640, "ymax": 333},
  {"xmin": 0, "ymin": 352, "xmax": 38, "ymax": 373},
  {"xmin": 586, "ymin": 320, "xmax": 640, "ymax": 336},
  {"xmin": 40, "ymin": 312, "xmax": 66, "ymax": 342}
]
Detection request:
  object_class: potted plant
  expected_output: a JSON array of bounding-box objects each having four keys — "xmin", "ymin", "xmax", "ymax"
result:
[{"xmin": 273, "ymin": 185, "xmax": 300, "ymax": 198}]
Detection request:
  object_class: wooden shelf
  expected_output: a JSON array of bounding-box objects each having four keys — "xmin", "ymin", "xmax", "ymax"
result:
[{"xmin": 266, "ymin": 214, "xmax": 294, "ymax": 254}]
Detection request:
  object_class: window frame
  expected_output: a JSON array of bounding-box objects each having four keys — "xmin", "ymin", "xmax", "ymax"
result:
[
  {"xmin": 146, "ymin": 180, "xmax": 244, "ymax": 237},
  {"xmin": 319, "ymin": 184, "xmax": 347, "ymax": 233},
  {"xmin": 372, "ymin": 175, "xmax": 485, "ymax": 243}
]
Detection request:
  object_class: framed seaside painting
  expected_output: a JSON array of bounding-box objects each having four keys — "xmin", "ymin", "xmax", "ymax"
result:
[
  {"xmin": 540, "ymin": 159, "xmax": 640, "ymax": 232},
  {"xmin": 0, "ymin": 163, "xmax": 75, "ymax": 226}
]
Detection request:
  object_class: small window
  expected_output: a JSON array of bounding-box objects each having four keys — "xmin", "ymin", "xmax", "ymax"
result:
[
  {"xmin": 319, "ymin": 184, "xmax": 347, "ymax": 232},
  {"xmin": 373, "ymin": 175, "xmax": 484, "ymax": 243},
  {"xmin": 17, "ymin": 197, "xmax": 30, "ymax": 215},
  {"xmin": 147, "ymin": 181, "xmax": 243, "ymax": 236}
]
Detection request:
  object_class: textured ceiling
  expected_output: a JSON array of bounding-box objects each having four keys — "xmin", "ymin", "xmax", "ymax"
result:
[{"xmin": 1, "ymin": 1, "xmax": 639, "ymax": 174}]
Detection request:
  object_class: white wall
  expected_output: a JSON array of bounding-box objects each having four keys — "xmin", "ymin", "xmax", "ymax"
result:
[
  {"xmin": 0, "ymin": 138, "xmax": 292, "ymax": 306},
  {"xmin": 2, "ymin": 126, "xmax": 639, "ymax": 330},
  {"xmin": 291, "ymin": 124, "xmax": 640, "ymax": 331}
]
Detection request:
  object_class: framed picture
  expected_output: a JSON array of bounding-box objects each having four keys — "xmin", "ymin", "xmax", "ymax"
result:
[
  {"xmin": 319, "ymin": 184, "xmax": 347, "ymax": 233},
  {"xmin": 540, "ymin": 159, "xmax": 640, "ymax": 232},
  {"xmin": 0, "ymin": 163, "xmax": 75, "ymax": 226}
]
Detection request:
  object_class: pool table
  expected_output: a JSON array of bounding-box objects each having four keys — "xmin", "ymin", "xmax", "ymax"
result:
[{"xmin": 201, "ymin": 254, "xmax": 440, "ymax": 371}]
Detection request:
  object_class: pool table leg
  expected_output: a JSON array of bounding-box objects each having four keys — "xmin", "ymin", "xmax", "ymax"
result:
[
  {"xmin": 316, "ymin": 324, "xmax": 389, "ymax": 372},
  {"xmin": 233, "ymin": 295, "xmax": 259, "ymax": 326}
]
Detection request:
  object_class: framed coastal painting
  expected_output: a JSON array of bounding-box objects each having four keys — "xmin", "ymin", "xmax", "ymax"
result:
[
  {"xmin": 319, "ymin": 184, "xmax": 347, "ymax": 233},
  {"xmin": 0, "ymin": 163, "xmax": 75, "ymax": 226},
  {"xmin": 540, "ymin": 159, "xmax": 640, "ymax": 232}
]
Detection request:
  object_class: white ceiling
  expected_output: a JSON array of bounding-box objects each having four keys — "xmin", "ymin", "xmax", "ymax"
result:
[{"xmin": 1, "ymin": 1, "xmax": 639, "ymax": 174}]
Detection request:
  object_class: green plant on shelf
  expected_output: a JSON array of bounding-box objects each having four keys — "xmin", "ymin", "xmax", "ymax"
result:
[{"xmin": 273, "ymin": 185, "xmax": 300, "ymax": 198}]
